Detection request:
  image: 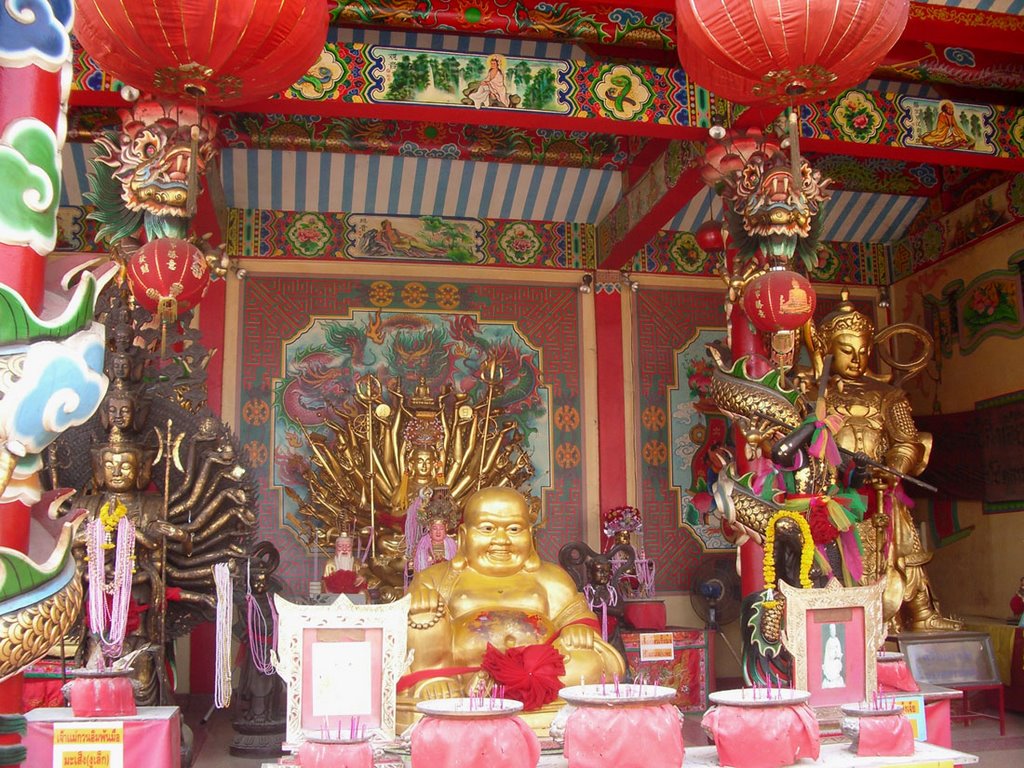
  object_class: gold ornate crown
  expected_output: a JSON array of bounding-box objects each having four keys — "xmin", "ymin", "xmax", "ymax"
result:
[{"xmin": 815, "ymin": 290, "xmax": 874, "ymax": 348}]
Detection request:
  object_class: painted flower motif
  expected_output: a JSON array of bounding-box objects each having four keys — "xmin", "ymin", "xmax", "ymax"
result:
[
  {"xmin": 368, "ymin": 281, "xmax": 394, "ymax": 307},
  {"xmin": 830, "ymin": 90, "xmax": 884, "ymax": 144},
  {"xmin": 943, "ymin": 47, "xmax": 976, "ymax": 68},
  {"xmin": 668, "ymin": 232, "xmax": 707, "ymax": 274},
  {"xmin": 285, "ymin": 213, "xmax": 331, "ymax": 258},
  {"xmin": 555, "ymin": 442, "xmax": 581, "ymax": 468},
  {"xmin": 434, "ymin": 283, "xmax": 460, "ymax": 309},
  {"xmin": 642, "ymin": 440, "xmax": 667, "ymax": 465},
  {"xmin": 401, "ymin": 281, "xmax": 429, "ymax": 307},
  {"xmin": 642, "ymin": 405, "xmax": 666, "ymax": 430},
  {"xmin": 685, "ymin": 358, "xmax": 713, "ymax": 400},
  {"xmin": 498, "ymin": 223, "xmax": 542, "ymax": 265},
  {"xmin": 811, "ymin": 245, "xmax": 840, "ymax": 282},
  {"xmin": 593, "ymin": 64, "xmax": 652, "ymax": 121},
  {"xmin": 554, "ymin": 405, "xmax": 580, "ymax": 431},
  {"xmin": 244, "ymin": 440, "xmax": 269, "ymax": 466},
  {"xmin": 242, "ymin": 398, "xmax": 270, "ymax": 426},
  {"xmin": 969, "ymin": 284, "xmax": 1000, "ymax": 316}
]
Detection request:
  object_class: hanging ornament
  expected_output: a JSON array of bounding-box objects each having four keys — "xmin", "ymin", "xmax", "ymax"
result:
[
  {"xmin": 743, "ymin": 268, "xmax": 816, "ymax": 333},
  {"xmin": 126, "ymin": 238, "xmax": 210, "ymax": 356},
  {"xmin": 73, "ymin": 0, "xmax": 329, "ymax": 107},
  {"xmin": 695, "ymin": 220, "xmax": 727, "ymax": 253},
  {"xmin": 674, "ymin": 0, "xmax": 910, "ymax": 105}
]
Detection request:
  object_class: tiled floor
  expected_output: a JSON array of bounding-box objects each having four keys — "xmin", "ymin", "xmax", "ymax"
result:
[{"xmin": 189, "ymin": 695, "xmax": 1024, "ymax": 767}]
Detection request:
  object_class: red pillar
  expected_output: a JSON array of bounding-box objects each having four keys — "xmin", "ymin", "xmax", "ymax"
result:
[
  {"xmin": 0, "ymin": 59, "xmax": 65, "ymax": 714},
  {"xmin": 595, "ymin": 286, "xmax": 628, "ymax": 523}
]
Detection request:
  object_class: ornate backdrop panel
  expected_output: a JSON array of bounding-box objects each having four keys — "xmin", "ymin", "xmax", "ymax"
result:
[
  {"xmin": 235, "ymin": 273, "xmax": 586, "ymax": 594},
  {"xmin": 636, "ymin": 287, "xmax": 729, "ymax": 593}
]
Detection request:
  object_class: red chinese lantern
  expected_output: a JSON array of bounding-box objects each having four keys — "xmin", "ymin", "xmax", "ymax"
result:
[
  {"xmin": 73, "ymin": 0, "xmax": 328, "ymax": 106},
  {"xmin": 127, "ymin": 238, "xmax": 210, "ymax": 321},
  {"xmin": 675, "ymin": 0, "xmax": 909, "ymax": 104},
  {"xmin": 743, "ymin": 269, "xmax": 816, "ymax": 332},
  {"xmin": 695, "ymin": 220, "xmax": 726, "ymax": 253}
]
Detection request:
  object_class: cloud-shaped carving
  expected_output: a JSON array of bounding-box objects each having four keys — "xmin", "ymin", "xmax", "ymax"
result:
[
  {"xmin": 0, "ymin": 323, "xmax": 107, "ymax": 456},
  {"xmin": 0, "ymin": 119, "xmax": 60, "ymax": 255},
  {"xmin": 0, "ymin": 0, "xmax": 72, "ymax": 71}
]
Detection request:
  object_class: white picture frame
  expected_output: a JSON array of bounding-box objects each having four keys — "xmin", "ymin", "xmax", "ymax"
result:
[{"xmin": 273, "ymin": 593, "xmax": 410, "ymax": 746}]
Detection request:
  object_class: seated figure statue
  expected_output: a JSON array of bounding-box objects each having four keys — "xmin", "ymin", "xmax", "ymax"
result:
[{"xmin": 400, "ymin": 487, "xmax": 624, "ymax": 729}]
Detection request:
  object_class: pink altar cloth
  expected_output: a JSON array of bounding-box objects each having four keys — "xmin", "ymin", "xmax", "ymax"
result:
[
  {"xmin": 298, "ymin": 738, "xmax": 372, "ymax": 768},
  {"xmin": 25, "ymin": 706, "xmax": 180, "ymax": 768},
  {"xmin": 701, "ymin": 703, "xmax": 820, "ymax": 768},
  {"xmin": 878, "ymin": 659, "xmax": 919, "ymax": 693},
  {"xmin": 856, "ymin": 715, "xmax": 915, "ymax": 756},
  {"xmin": 564, "ymin": 703, "xmax": 683, "ymax": 768},
  {"xmin": 411, "ymin": 714, "xmax": 539, "ymax": 768}
]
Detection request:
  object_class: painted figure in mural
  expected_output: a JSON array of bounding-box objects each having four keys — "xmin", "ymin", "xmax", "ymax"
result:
[
  {"xmin": 401, "ymin": 488, "xmax": 624, "ymax": 721},
  {"xmin": 811, "ymin": 296, "xmax": 961, "ymax": 632},
  {"xmin": 358, "ymin": 219, "xmax": 446, "ymax": 260},
  {"xmin": 467, "ymin": 56, "xmax": 511, "ymax": 108},
  {"xmin": 920, "ymin": 100, "xmax": 973, "ymax": 150},
  {"xmin": 821, "ymin": 624, "xmax": 845, "ymax": 689}
]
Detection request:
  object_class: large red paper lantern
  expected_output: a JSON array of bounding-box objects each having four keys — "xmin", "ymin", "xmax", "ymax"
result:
[
  {"xmin": 675, "ymin": 0, "xmax": 909, "ymax": 104},
  {"xmin": 127, "ymin": 238, "xmax": 210, "ymax": 320},
  {"xmin": 743, "ymin": 269, "xmax": 816, "ymax": 332},
  {"xmin": 73, "ymin": 0, "xmax": 329, "ymax": 106}
]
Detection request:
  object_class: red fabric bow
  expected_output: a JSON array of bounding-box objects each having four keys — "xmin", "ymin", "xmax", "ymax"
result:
[{"xmin": 481, "ymin": 643, "xmax": 566, "ymax": 711}]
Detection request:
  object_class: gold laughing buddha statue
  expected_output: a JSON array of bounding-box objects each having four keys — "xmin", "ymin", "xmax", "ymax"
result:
[{"xmin": 398, "ymin": 487, "xmax": 625, "ymax": 731}]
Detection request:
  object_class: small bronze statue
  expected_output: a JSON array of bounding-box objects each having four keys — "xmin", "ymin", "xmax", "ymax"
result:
[{"xmin": 231, "ymin": 542, "xmax": 287, "ymax": 757}]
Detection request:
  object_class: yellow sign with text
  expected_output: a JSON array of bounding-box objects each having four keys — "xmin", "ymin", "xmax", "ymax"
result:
[{"xmin": 52, "ymin": 722, "xmax": 124, "ymax": 768}]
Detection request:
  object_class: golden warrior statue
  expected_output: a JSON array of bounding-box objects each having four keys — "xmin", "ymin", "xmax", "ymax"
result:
[{"xmin": 809, "ymin": 295, "xmax": 960, "ymax": 632}]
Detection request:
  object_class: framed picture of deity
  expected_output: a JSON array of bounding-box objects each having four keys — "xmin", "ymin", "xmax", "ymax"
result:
[
  {"xmin": 779, "ymin": 579, "xmax": 885, "ymax": 709},
  {"xmin": 272, "ymin": 593, "xmax": 410, "ymax": 746}
]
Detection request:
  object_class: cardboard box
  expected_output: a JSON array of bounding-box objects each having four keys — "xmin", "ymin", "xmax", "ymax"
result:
[{"xmin": 621, "ymin": 628, "xmax": 712, "ymax": 711}]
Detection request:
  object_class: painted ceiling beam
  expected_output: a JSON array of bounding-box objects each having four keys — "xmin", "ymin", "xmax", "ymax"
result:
[{"xmin": 326, "ymin": 0, "xmax": 1024, "ymax": 91}]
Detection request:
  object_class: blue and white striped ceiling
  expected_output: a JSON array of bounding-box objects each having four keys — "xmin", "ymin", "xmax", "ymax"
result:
[{"xmin": 60, "ymin": 142, "xmax": 928, "ymax": 243}]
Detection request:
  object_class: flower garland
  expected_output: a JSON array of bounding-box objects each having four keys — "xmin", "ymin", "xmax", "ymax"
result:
[
  {"xmin": 761, "ymin": 510, "xmax": 814, "ymax": 608},
  {"xmin": 98, "ymin": 500, "xmax": 129, "ymax": 549},
  {"xmin": 86, "ymin": 515, "xmax": 136, "ymax": 658},
  {"xmin": 213, "ymin": 562, "xmax": 234, "ymax": 709}
]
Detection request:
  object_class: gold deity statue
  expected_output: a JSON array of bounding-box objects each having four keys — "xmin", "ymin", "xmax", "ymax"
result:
[
  {"xmin": 296, "ymin": 368, "xmax": 534, "ymax": 600},
  {"xmin": 809, "ymin": 295, "xmax": 961, "ymax": 632},
  {"xmin": 398, "ymin": 487, "xmax": 625, "ymax": 731}
]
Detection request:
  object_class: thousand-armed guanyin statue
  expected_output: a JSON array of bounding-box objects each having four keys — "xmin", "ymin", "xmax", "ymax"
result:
[{"xmin": 291, "ymin": 361, "xmax": 534, "ymax": 601}]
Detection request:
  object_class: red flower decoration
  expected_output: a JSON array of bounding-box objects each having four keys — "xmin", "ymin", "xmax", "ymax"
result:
[
  {"xmin": 808, "ymin": 504, "xmax": 839, "ymax": 545},
  {"xmin": 481, "ymin": 643, "xmax": 565, "ymax": 711}
]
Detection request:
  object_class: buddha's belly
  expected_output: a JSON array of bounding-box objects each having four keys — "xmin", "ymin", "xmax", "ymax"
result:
[{"xmin": 450, "ymin": 608, "xmax": 556, "ymax": 665}]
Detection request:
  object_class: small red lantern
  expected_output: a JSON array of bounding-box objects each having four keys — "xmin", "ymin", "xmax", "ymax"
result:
[
  {"xmin": 675, "ymin": 0, "xmax": 909, "ymax": 104},
  {"xmin": 695, "ymin": 220, "xmax": 727, "ymax": 253},
  {"xmin": 127, "ymin": 238, "xmax": 210, "ymax": 321},
  {"xmin": 73, "ymin": 0, "xmax": 328, "ymax": 106},
  {"xmin": 743, "ymin": 269, "xmax": 816, "ymax": 332}
]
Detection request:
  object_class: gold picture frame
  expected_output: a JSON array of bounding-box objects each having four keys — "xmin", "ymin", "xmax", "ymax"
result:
[
  {"xmin": 779, "ymin": 579, "xmax": 885, "ymax": 709},
  {"xmin": 272, "ymin": 593, "xmax": 411, "ymax": 747}
]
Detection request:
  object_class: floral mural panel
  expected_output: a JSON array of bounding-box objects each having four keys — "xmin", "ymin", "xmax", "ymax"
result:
[{"xmin": 668, "ymin": 328, "xmax": 734, "ymax": 552}]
